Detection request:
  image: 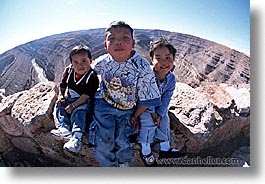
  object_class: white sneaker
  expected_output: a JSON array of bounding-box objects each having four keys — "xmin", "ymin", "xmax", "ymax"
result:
[
  {"xmin": 63, "ymin": 137, "xmax": 82, "ymax": 153},
  {"xmin": 50, "ymin": 127, "xmax": 71, "ymax": 137},
  {"xmin": 119, "ymin": 162, "xmax": 129, "ymax": 167}
]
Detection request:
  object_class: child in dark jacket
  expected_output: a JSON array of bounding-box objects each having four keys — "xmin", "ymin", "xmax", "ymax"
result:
[{"xmin": 51, "ymin": 45, "xmax": 99, "ymax": 153}]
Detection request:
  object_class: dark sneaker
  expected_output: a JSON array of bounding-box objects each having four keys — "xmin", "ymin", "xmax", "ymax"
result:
[
  {"xmin": 128, "ymin": 133, "xmax": 138, "ymax": 143},
  {"xmin": 159, "ymin": 148, "xmax": 186, "ymax": 159},
  {"xmin": 140, "ymin": 152, "xmax": 158, "ymax": 167}
]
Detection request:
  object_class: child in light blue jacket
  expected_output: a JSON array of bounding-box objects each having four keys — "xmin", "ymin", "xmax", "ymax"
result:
[{"xmin": 138, "ymin": 37, "xmax": 185, "ymax": 167}]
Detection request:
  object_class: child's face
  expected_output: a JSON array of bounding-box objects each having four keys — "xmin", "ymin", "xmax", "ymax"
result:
[
  {"xmin": 71, "ymin": 52, "xmax": 91, "ymax": 75},
  {"xmin": 104, "ymin": 27, "xmax": 135, "ymax": 62},
  {"xmin": 151, "ymin": 46, "xmax": 174, "ymax": 76}
]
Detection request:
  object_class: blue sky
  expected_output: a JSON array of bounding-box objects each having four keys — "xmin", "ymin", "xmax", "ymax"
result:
[{"xmin": 0, "ymin": 0, "xmax": 250, "ymax": 55}]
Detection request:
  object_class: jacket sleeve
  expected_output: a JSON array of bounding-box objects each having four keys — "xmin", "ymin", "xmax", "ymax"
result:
[
  {"xmin": 60, "ymin": 65, "xmax": 71, "ymax": 89},
  {"xmin": 156, "ymin": 73, "xmax": 176, "ymax": 117}
]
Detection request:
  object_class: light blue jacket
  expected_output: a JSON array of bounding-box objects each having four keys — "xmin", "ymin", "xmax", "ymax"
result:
[{"xmin": 149, "ymin": 71, "xmax": 176, "ymax": 117}]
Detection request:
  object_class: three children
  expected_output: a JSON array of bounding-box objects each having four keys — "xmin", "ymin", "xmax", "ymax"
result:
[{"xmin": 51, "ymin": 21, "xmax": 184, "ymax": 167}]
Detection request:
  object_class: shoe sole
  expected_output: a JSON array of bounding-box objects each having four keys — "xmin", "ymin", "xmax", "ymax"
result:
[{"xmin": 51, "ymin": 133, "xmax": 72, "ymax": 142}]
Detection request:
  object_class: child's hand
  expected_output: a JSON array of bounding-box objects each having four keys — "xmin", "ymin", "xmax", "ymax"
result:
[
  {"xmin": 130, "ymin": 115, "xmax": 141, "ymax": 131},
  {"xmin": 56, "ymin": 96, "xmax": 65, "ymax": 106},
  {"xmin": 65, "ymin": 103, "xmax": 75, "ymax": 114},
  {"xmin": 151, "ymin": 113, "xmax": 161, "ymax": 127}
]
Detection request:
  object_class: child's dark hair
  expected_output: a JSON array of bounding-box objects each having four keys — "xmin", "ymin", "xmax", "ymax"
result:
[
  {"xmin": 69, "ymin": 45, "xmax": 92, "ymax": 62},
  {"xmin": 105, "ymin": 21, "xmax": 134, "ymax": 38},
  {"xmin": 149, "ymin": 37, "xmax": 177, "ymax": 59}
]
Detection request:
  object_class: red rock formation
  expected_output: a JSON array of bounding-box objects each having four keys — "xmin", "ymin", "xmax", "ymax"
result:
[{"xmin": 0, "ymin": 82, "xmax": 249, "ymax": 167}]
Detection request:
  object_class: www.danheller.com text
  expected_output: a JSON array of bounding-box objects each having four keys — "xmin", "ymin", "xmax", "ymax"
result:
[{"xmin": 156, "ymin": 156, "xmax": 241, "ymax": 166}]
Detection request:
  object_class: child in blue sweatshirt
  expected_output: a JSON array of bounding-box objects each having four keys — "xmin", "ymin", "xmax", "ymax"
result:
[{"xmin": 138, "ymin": 37, "xmax": 185, "ymax": 166}]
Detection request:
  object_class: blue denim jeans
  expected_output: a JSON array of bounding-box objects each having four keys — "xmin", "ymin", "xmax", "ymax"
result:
[
  {"xmin": 56, "ymin": 97, "xmax": 91, "ymax": 133},
  {"xmin": 89, "ymin": 98, "xmax": 134, "ymax": 167},
  {"xmin": 138, "ymin": 111, "xmax": 170, "ymax": 144}
]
